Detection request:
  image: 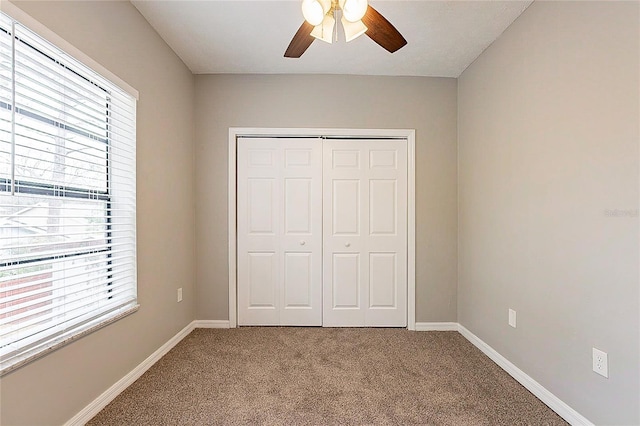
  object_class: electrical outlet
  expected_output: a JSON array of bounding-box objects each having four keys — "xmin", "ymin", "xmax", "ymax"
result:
[
  {"xmin": 592, "ymin": 348, "xmax": 608, "ymax": 378},
  {"xmin": 177, "ymin": 288, "xmax": 183, "ymax": 303},
  {"xmin": 508, "ymin": 309, "xmax": 517, "ymax": 328}
]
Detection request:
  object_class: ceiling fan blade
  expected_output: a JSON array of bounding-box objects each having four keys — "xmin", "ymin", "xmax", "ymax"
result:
[
  {"xmin": 284, "ymin": 21, "xmax": 315, "ymax": 58},
  {"xmin": 361, "ymin": 5, "xmax": 407, "ymax": 53}
]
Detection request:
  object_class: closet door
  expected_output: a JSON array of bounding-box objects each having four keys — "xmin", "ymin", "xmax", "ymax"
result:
[
  {"xmin": 323, "ymin": 139, "xmax": 407, "ymax": 327},
  {"xmin": 237, "ymin": 138, "xmax": 322, "ymax": 325}
]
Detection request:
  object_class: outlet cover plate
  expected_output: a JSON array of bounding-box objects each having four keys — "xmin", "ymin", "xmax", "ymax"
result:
[
  {"xmin": 508, "ymin": 309, "xmax": 516, "ymax": 328},
  {"xmin": 177, "ymin": 288, "xmax": 183, "ymax": 303},
  {"xmin": 592, "ymin": 348, "xmax": 608, "ymax": 378}
]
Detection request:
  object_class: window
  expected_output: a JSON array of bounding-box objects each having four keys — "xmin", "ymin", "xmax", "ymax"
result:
[{"xmin": 0, "ymin": 12, "xmax": 137, "ymax": 374}]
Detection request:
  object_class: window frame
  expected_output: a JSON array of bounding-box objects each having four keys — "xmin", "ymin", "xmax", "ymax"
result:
[{"xmin": 0, "ymin": 7, "xmax": 138, "ymax": 376}]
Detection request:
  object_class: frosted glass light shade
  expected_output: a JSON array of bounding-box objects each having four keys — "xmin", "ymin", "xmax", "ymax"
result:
[
  {"xmin": 311, "ymin": 14, "xmax": 335, "ymax": 44},
  {"xmin": 302, "ymin": 0, "xmax": 329, "ymax": 26},
  {"xmin": 342, "ymin": 17, "xmax": 367, "ymax": 42},
  {"xmin": 339, "ymin": 0, "xmax": 368, "ymax": 22}
]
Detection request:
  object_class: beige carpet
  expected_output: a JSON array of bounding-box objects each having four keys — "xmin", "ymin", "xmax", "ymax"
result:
[{"xmin": 88, "ymin": 328, "xmax": 567, "ymax": 425}]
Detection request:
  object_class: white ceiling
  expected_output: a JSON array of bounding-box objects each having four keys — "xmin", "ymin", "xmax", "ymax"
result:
[{"xmin": 131, "ymin": 0, "xmax": 532, "ymax": 77}]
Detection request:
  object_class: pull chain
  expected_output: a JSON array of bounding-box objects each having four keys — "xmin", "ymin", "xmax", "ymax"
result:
[{"xmin": 334, "ymin": 9, "xmax": 338, "ymax": 42}]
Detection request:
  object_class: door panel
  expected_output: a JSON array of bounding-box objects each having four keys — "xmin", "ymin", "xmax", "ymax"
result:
[
  {"xmin": 283, "ymin": 252, "xmax": 312, "ymax": 307},
  {"xmin": 327, "ymin": 252, "xmax": 364, "ymax": 326},
  {"xmin": 369, "ymin": 149, "xmax": 397, "ymax": 169},
  {"xmin": 332, "ymin": 149, "xmax": 360, "ymax": 168},
  {"xmin": 332, "ymin": 253, "xmax": 360, "ymax": 308},
  {"xmin": 248, "ymin": 149, "xmax": 275, "ymax": 167},
  {"xmin": 248, "ymin": 252, "xmax": 277, "ymax": 307},
  {"xmin": 323, "ymin": 139, "xmax": 407, "ymax": 327},
  {"xmin": 284, "ymin": 178, "xmax": 312, "ymax": 234},
  {"xmin": 369, "ymin": 253, "xmax": 396, "ymax": 308},
  {"xmin": 332, "ymin": 180, "xmax": 360, "ymax": 235},
  {"xmin": 369, "ymin": 179, "xmax": 397, "ymax": 235},
  {"xmin": 238, "ymin": 138, "xmax": 322, "ymax": 326},
  {"xmin": 248, "ymin": 178, "xmax": 276, "ymax": 234},
  {"xmin": 285, "ymin": 149, "xmax": 312, "ymax": 167}
]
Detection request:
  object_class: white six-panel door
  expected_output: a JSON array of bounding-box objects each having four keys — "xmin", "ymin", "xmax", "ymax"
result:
[
  {"xmin": 237, "ymin": 137, "xmax": 407, "ymax": 327},
  {"xmin": 237, "ymin": 138, "xmax": 323, "ymax": 325},
  {"xmin": 322, "ymin": 140, "xmax": 407, "ymax": 327}
]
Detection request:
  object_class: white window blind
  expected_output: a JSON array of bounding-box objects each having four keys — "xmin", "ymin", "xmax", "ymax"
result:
[{"xmin": 0, "ymin": 12, "xmax": 137, "ymax": 374}]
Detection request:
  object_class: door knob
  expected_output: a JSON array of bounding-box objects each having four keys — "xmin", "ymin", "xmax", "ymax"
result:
[
  {"xmin": 300, "ymin": 240, "xmax": 306, "ymax": 246},
  {"xmin": 345, "ymin": 242, "xmax": 351, "ymax": 247}
]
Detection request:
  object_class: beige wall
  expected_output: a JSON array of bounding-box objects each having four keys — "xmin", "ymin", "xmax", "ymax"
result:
[
  {"xmin": 0, "ymin": 2, "xmax": 196, "ymax": 425},
  {"xmin": 458, "ymin": 1, "xmax": 639, "ymax": 424},
  {"xmin": 194, "ymin": 74, "xmax": 458, "ymax": 323},
  {"xmin": 4, "ymin": 0, "xmax": 636, "ymax": 424}
]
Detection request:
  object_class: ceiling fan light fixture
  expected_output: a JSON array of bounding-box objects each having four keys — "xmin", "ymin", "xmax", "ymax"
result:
[
  {"xmin": 339, "ymin": 0, "xmax": 368, "ymax": 23},
  {"xmin": 342, "ymin": 17, "xmax": 367, "ymax": 42},
  {"xmin": 311, "ymin": 14, "xmax": 335, "ymax": 44},
  {"xmin": 302, "ymin": 0, "xmax": 330, "ymax": 26},
  {"xmin": 286, "ymin": 1, "xmax": 406, "ymax": 58}
]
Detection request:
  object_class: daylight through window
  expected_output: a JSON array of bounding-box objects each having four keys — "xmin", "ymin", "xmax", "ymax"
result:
[{"xmin": 0, "ymin": 12, "xmax": 137, "ymax": 374}]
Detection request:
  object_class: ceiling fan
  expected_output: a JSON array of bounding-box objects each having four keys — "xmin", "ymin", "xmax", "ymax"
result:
[{"xmin": 284, "ymin": 0, "xmax": 407, "ymax": 58}]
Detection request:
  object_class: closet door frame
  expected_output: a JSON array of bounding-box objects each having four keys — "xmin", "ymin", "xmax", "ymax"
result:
[{"xmin": 228, "ymin": 128, "xmax": 416, "ymax": 330}]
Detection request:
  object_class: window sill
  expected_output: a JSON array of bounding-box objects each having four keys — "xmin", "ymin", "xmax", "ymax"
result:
[{"xmin": 0, "ymin": 304, "xmax": 140, "ymax": 377}]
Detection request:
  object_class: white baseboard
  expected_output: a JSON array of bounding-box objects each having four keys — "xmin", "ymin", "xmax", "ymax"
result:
[
  {"xmin": 194, "ymin": 320, "xmax": 230, "ymax": 328},
  {"xmin": 458, "ymin": 324, "xmax": 593, "ymax": 426},
  {"xmin": 415, "ymin": 322, "xmax": 459, "ymax": 331},
  {"xmin": 65, "ymin": 320, "xmax": 591, "ymax": 426},
  {"xmin": 65, "ymin": 319, "xmax": 229, "ymax": 425},
  {"xmin": 64, "ymin": 321, "xmax": 197, "ymax": 426}
]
